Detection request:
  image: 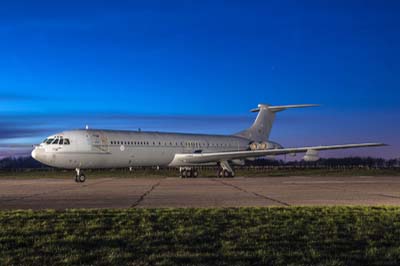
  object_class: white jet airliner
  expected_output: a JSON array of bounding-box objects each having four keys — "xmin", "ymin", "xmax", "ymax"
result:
[{"xmin": 31, "ymin": 104, "xmax": 385, "ymax": 182}]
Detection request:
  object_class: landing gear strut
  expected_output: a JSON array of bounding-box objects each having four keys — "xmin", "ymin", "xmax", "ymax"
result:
[
  {"xmin": 75, "ymin": 168, "xmax": 86, "ymax": 183},
  {"xmin": 180, "ymin": 167, "xmax": 199, "ymax": 178},
  {"xmin": 216, "ymin": 161, "xmax": 235, "ymax": 178}
]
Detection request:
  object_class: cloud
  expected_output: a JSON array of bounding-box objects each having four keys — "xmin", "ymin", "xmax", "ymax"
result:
[
  {"xmin": 0, "ymin": 126, "xmax": 50, "ymax": 140},
  {"xmin": 0, "ymin": 113, "xmax": 252, "ymax": 141}
]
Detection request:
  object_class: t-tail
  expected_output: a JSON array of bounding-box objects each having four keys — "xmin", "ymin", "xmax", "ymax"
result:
[{"xmin": 235, "ymin": 103, "xmax": 320, "ymax": 142}]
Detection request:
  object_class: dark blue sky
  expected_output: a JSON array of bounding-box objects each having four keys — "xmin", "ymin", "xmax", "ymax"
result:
[{"xmin": 0, "ymin": 0, "xmax": 399, "ymax": 158}]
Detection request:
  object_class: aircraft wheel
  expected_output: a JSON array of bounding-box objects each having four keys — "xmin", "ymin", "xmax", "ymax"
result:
[
  {"xmin": 193, "ymin": 170, "xmax": 198, "ymax": 178},
  {"xmin": 223, "ymin": 170, "xmax": 230, "ymax": 178},
  {"xmin": 78, "ymin": 174, "xmax": 86, "ymax": 183},
  {"xmin": 186, "ymin": 170, "xmax": 192, "ymax": 178},
  {"xmin": 217, "ymin": 170, "xmax": 223, "ymax": 178},
  {"xmin": 181, "ymin": 170, "xmax": 187, "ymax": 178}
]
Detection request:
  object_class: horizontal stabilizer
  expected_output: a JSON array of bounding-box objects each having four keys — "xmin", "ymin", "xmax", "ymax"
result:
[{"xmin": 250, "ymin": 104, "xmax": 320, "ymax": 113}]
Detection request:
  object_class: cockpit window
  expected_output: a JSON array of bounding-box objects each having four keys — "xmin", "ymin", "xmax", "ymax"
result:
[
  {"xmin": 46, "ymin": 138, "xmax": 54, "ymax": 144},
  {"xmin": 59, "ymin": 139, "xmax": 64, "ymax": 145},
  {"xmin": 64, "ymin": 139, "xmax": 70, "ymax": 145},
  {"xmin": 52, "ymin": 139, "xmax": 59, "ymax": 145},
  {"xmin": 42, "ymin": 138, "xmax": 48, "ymax": 143}
]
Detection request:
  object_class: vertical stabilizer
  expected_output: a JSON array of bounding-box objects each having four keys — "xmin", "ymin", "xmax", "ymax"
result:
[{"xmin": 235, "ymin": 103, "xmax": 319, "ymax": 142}]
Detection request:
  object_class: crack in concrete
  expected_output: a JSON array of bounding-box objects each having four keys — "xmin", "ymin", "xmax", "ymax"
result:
[
  {"xmin": 213, "ymin": 179, "xmax": 290, "ymax": 206},
  {"xmin": 131, "ymin": 181, "xmax": 161, "ymax": 208}
]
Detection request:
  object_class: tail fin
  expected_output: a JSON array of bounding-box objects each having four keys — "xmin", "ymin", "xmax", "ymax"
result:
[{"xmin": 235, "ymin": 103, "xmax": 319, "ymax": 142}]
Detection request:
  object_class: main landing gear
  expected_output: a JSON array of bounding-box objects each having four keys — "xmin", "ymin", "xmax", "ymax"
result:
[
  {"xmin": 75, "ymin": 168, "xmax": 86, "ymax": 183},
  {"xmin": 216, "ymin": 161, "xmax": 235, "ymax": 178},
  {"xmin": 217, "ymin": 169, "xmax": 235, "ymax": 178},
  {"xmin": 179, "ymin": 161, "xmax": 236, "ymax": 179},
  {"xmin": 180, "ymin": 167, "xmax": 199, "ymax": 178}
]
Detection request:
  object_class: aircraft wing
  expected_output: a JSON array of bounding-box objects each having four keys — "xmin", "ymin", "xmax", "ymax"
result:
[{"xmin": 168, "ymin": 143, "xmax": 386, "ymax": 166}]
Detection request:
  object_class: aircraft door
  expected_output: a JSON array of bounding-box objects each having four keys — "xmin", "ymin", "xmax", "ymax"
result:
[{"xmin": 90, "ymin": 132, "xmax": 109, "ymax": 152}]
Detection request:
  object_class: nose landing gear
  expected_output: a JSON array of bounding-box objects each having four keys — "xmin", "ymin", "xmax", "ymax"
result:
[{"xmin": 75, "ymin": 168, "xmax": 86, "ymax": 183}]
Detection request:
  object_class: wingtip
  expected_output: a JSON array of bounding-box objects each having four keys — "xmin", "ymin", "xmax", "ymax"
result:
[{"xmin": 368, "ymin": 143, "xmax": 388, "ymax": 147}]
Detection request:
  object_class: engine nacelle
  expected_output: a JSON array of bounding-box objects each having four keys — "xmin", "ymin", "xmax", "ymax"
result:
[
  {"xmin": 249, "ymin": 141, "xmax": 283, "ymax": 150},
  {"xmin": 258, "ymin": 142, "xmax": 268, "ymax": 150},
  {"xmin": 249, "ymin": 142, "xmax": 258, "ymax": 150},
  {"xmin": 303, "ymin": 149, "xmax": 319, "ymax": 162}
]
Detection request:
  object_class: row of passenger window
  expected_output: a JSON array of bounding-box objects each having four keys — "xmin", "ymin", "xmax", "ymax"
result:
[
  {"xmin": 110, "ymin": 140, "xmax": 234, "ymax": 147},
  {"xmin": 43, "ymin": 138, "xmax": 70, "ymax": 145}
]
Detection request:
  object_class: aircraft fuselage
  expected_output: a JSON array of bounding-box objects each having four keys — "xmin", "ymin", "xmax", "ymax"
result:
[{"xmin": 31, "ymin": 129, "xmax": 281, "ymax": 169}]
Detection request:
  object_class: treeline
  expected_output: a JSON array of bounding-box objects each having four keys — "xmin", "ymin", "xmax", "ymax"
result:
[
  {"xmin": 0, "ymin": 157, "xmax": 46, "ymax": 170},
  {"xmin": 0, "ymin": 156, "xmax": 399, "ymax": 170}
]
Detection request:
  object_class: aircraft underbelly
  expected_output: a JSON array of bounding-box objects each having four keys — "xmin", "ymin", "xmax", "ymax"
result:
[{"xmin": 79, "ymin": 147, "xmax": 176, "ymax": 168}]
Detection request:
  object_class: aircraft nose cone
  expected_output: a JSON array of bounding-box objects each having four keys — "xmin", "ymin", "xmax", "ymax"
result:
[
  {"xmin": 31, "ymin": 148, "xmax": 37, "ymax": 159},
  {"xmin": 31, "ymin": 147, "xmax": 45, "ymax": 162}
]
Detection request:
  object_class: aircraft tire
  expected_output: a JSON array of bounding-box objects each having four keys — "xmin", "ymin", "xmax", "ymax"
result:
[
  {"xmin": 187, "ymin": 170, "xmax": 192, "ymax": 178},
  {"xmin": 181, "ymin": 170, "xmax": 186, "ymax": 178},
  {"xmin": 223, "ymin": 170, "xmax": 230, "ymax": 178},
  {"xmin": 193, "ymin": 170, "xmax": 198, "ymax": 178},
  {"xmin": 217, "ymin": 170, "xmax": 223, "ymax": 178},
  {"xmin": 78, "ymin": 174, "xmax": 86, "ymax": 183}
]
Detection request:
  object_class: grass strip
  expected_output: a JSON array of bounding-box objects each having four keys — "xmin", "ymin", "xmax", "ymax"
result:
[{"xmin": 1, "ymin": 207, "xmax": 400, "ymax": 265}]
